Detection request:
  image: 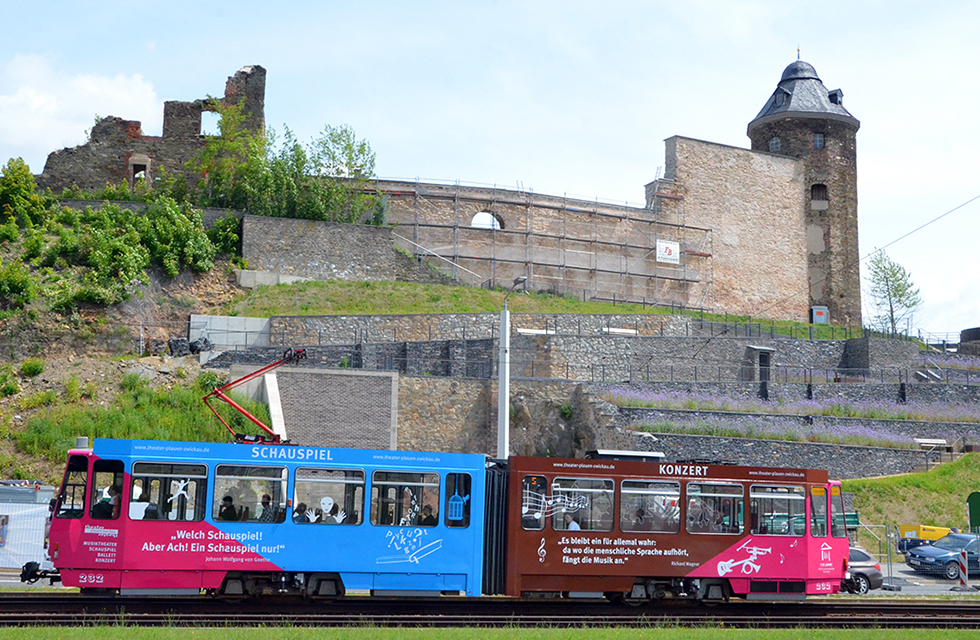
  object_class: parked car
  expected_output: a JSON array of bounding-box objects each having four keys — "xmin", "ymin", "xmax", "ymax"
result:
[
  {"xmin": 843, "ymin": 546, "xmax": 884, "ymax": 594},
  {"xmin": 905, "ymin": 533, "xmax": 980, "ymax": 580}
]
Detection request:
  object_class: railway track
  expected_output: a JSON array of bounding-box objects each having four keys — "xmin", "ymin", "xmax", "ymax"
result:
[{"xmin": 1, "ymin": 595, "xmax": 979, "ymax": 628}]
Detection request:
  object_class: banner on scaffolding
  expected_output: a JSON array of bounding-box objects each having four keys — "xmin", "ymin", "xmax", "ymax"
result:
[{"xmin": 656, "ymin": 240, "xmax": 680, "ymax": 265}]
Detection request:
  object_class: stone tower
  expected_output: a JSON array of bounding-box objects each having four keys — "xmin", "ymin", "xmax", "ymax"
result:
[{"xmin": 747, "ymin": 60, "xmax": 861, "ymax": 327}]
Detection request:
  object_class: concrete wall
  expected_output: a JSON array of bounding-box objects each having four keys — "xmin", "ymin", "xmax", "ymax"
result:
[
  {"xmin": 190, "ymin": 314, "xmax": 271, "ymax": 349},
  {"xmin": 652, "ymin": 136, "xmax": 809, "ymax": 322}
]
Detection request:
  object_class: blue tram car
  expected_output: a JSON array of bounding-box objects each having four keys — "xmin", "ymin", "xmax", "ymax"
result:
[{"xmin": 45, "ymin": 438, "xmax": 487, "ymax": 597}]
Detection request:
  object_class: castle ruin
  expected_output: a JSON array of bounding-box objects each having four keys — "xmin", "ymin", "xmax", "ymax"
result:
[
  {"xmin": 36, "ymin": 66, "xmax": 266, "ymax": 193},
  {"xmin": 35, "ymin": 60, "xmax": 862, "ymax": 326}
]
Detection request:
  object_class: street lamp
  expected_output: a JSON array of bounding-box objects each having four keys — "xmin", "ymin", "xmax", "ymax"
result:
[{"xmin": 497, "ymin": 276, "xmax": 527, "ymax": 459}]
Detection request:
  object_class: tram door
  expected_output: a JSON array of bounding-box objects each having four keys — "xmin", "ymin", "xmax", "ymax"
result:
[{"xmin": 51, "ymin": 455, "xmax": 124, "ymax": 569}]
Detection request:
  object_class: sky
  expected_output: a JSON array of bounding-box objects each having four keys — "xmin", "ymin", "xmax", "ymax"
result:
[{"xmin": 2, "ymin": 1, "xmax": 978, "ymax": 336}]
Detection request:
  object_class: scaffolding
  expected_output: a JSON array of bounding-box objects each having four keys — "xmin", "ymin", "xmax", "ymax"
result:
[{"xmin": 380, "ymin": 179, "xmax": 713, "ymax": 310}]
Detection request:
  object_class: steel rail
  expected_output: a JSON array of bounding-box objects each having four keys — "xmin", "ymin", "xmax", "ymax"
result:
[{"xmin": 1, "ymin": 595, "xmax": 979, "ymax": 628}]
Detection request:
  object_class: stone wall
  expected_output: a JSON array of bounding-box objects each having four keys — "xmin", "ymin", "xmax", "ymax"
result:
[
  {"xmin": 597, "ymin": 429, "xmax": 935, "ymax": 480},
  {"xmin": 397, "ymin": 377, "xmax": 493, "ymax": 454},
  {"xmin": 396, "ymin": 377, "xmax": 587, "ymax": 458},
  {"xmin": 241, "ymin": 215, "xmax": 457, "ymax": 286},
  {"xmin": 650, "ymin": 136, "xmax": 809, "ymax": 322},
  {"xmin": 206, "ymin": 340, "xmax": 497, "ymax": 379},
  {"xmin": 267, "ymin": 312, "xmax": 693, "ymax": 346},
  {"xmin": 217, "ymin": 356, "xmax": 972, "ymax": 478},
  {"xmin": 748, "ymin": 119, "xmax": 861, "ymax": 326}
]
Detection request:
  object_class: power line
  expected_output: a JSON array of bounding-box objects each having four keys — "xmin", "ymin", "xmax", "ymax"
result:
[{"xmin": 691, "ymin": 190, "xmax": 980, "ymax": 358}]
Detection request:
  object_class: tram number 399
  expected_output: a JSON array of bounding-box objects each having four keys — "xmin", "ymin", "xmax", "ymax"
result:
[
  {"xmin": 78, "ymin": 573, "xmax": 105, "ymax": 585},
  {"xmin": 813, "ymin": 581, "xmax": 835, "ymax": 592}
]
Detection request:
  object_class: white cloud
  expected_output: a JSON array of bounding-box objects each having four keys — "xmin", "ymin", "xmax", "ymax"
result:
[{"xmin": 0, "ymin": 55, "xmax": 160, "ymax": 173}]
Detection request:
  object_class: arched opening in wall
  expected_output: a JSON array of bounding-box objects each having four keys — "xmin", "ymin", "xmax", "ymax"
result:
[
  {"xmin": 471, "ymin": 211, "xmax": 504, "ymax": 230},
  {"xmin": 769, "ymin": 137, "xmax": 780, "ymax": 153},
  {"xmin": 201, "ymin": 111, "xmax": 221, "ymax": 136},
  {"xmin": 811, "ymin": 183, "xmax": 828, "ymax": 210}
]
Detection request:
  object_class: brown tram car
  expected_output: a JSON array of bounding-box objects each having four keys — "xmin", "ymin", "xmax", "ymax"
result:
[{"xmin": 504, "ymin": 455, "xmax": 849, "ymax": 602}]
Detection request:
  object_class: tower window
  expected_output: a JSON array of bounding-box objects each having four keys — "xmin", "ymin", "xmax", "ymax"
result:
[
  {"xmin": 769, "ymin": 138, "xmax": 780, "ymax": 153},
  {"xmin": 813, "ymin": 133, "xmax": 825, "ymax": 149},
  {"xmin": 811, "ymin": 184, "xmax": 828, "ymax": 202}
]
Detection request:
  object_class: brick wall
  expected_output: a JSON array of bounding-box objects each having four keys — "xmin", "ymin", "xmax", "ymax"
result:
[{"xmin": 274, "ymin": 368, "xmax": 398, "ymax": 450}]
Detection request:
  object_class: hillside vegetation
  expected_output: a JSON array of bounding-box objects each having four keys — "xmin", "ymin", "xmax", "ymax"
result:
[{"xmin": 843, "ymin": 454, "xmax": 980, "ymax": 530}]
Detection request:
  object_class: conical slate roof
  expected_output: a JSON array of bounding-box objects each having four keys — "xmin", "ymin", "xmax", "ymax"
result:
[{"xmin": 747, "ymin": 60, "xmax": 859, "ymax": 134}]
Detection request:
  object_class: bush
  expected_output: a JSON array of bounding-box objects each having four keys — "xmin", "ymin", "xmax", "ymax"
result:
[
  {"xmin": 141, "ymin": 197, "xmax": 217, "ymax": 277},
  {"xmin": 120, "ymin": 372, "xmax": 149, "ymax": 391},
  {"xmin": 65, "ymin": 376, "xmax": 82, "ymax": 403},
  {"xmin": 0, "ymin": 219, "xmax": 19, "ymax": 242},
  {"xmin": 19, "ymin": 357, "xmax": 44, "ymax": 377},
  {"xmin": 0, "ymin": 256, "xmax": 37, "ymax": 309},
  {"xmin": 195, "ymin": 371, "xmax": 222, "ymax": 393},
  {"xmin": 0, "ymin": 381, "xmax": 20, "ymax": 397},
  {"xmin": 19, "ymin": 389, "xmax": 57, "ymax": 410},
  {"xmin": 207, "ymin": 215, "xmax": 241, "ymax": 256}
]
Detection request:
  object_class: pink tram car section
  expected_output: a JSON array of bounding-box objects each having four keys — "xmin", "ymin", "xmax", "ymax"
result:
[
  {"xmin": 505, "ymin": 456, "xmax": 848, "ymax": 599},
  {"xmin": 48, "ymin": 439, "xmax": 486, "ymax": 595}
]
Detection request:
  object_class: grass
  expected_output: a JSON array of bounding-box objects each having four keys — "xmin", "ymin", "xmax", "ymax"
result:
[
  {"xmin": 220, "ymin": 279, "xmax": 866, "ymax": 342},
  {"xmin": 12, "ymin": 374, "xmax": 271, "ymax": 485},
  {"xmin": 843, "ymin": 453, "xmax": 980, "ymax": 531},
  {"xmin": 0, "ymin": 629, "xmax": 977, "ymax": 640},
  {"xmin": 223, "ymin": 279, "xmax": 679, "ymax": 317}
]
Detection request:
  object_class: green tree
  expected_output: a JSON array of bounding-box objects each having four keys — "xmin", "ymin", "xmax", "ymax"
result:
[
  {"xmin": 0, "ymin": 158, "xmax": 48, "ymax": 228},
  {"xmin": 865, "ymin": 250, "xmax": 922, "ymax": 334},
  {"xmin": 187, "ymin": 99, "xmax": 268, "ymax": 211},
  {"xmin": 187, "ymin": 101, "xmax": 380, "ymax": 223}
]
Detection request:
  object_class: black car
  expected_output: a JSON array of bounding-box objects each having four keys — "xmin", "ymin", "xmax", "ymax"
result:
[
  {"xmin": 843, "ymin": 547, "xmax": 884, "ymax": 594},
  {"xmin": 905, "ymin": 533, "xmax": 980, "ymax": 580}
]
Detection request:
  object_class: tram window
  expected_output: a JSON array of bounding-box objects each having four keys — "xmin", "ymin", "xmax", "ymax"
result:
[
  {"xmin": 370, "ymin": 471, "xmax": 440, "ymax": 527},
  {"xmin": 686, "ymin": 483, "xmax": 743, "ymax": 534},
  {"xmin": 810, "ymin": 487, "xmax": 828, "ymax": 537},
  {"xmin": 521, "ymin": 475, "xmax": 547, "ymax": 531},
  {"xmin": 293, "ymin": 468, "xmax": 365, "ymax": 525},
  {"xmin": 130, "ymin": 462, "xmax": 207, "ymax": 522},
  {"xmin": 749, "ymin": 485, "xmax": 805, "ymax": 536},
  {"xmin": 214, "ymin": 465, "xmax": 287, "ymax": 523},
  {"xmin": 444, "ymin": 473, "xmax": 471, "ymax": 529},
  {"xmin": 830, "ymin": 485, "xmax": 847, "ymax": 538},
  {"xmin": 55, "ymin": 455, "xmax": 89, "ymax": 519},
  {"xmin": 90, "ymin": 459, "xmax": 124, "ymax": 520},
  {"xmin": 552, "ymin": 477, "xmax": 614, "ymax": 532},
  {"xmin": 620, "ymin": 480, "xmax": 680, "ymax": 534}
]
